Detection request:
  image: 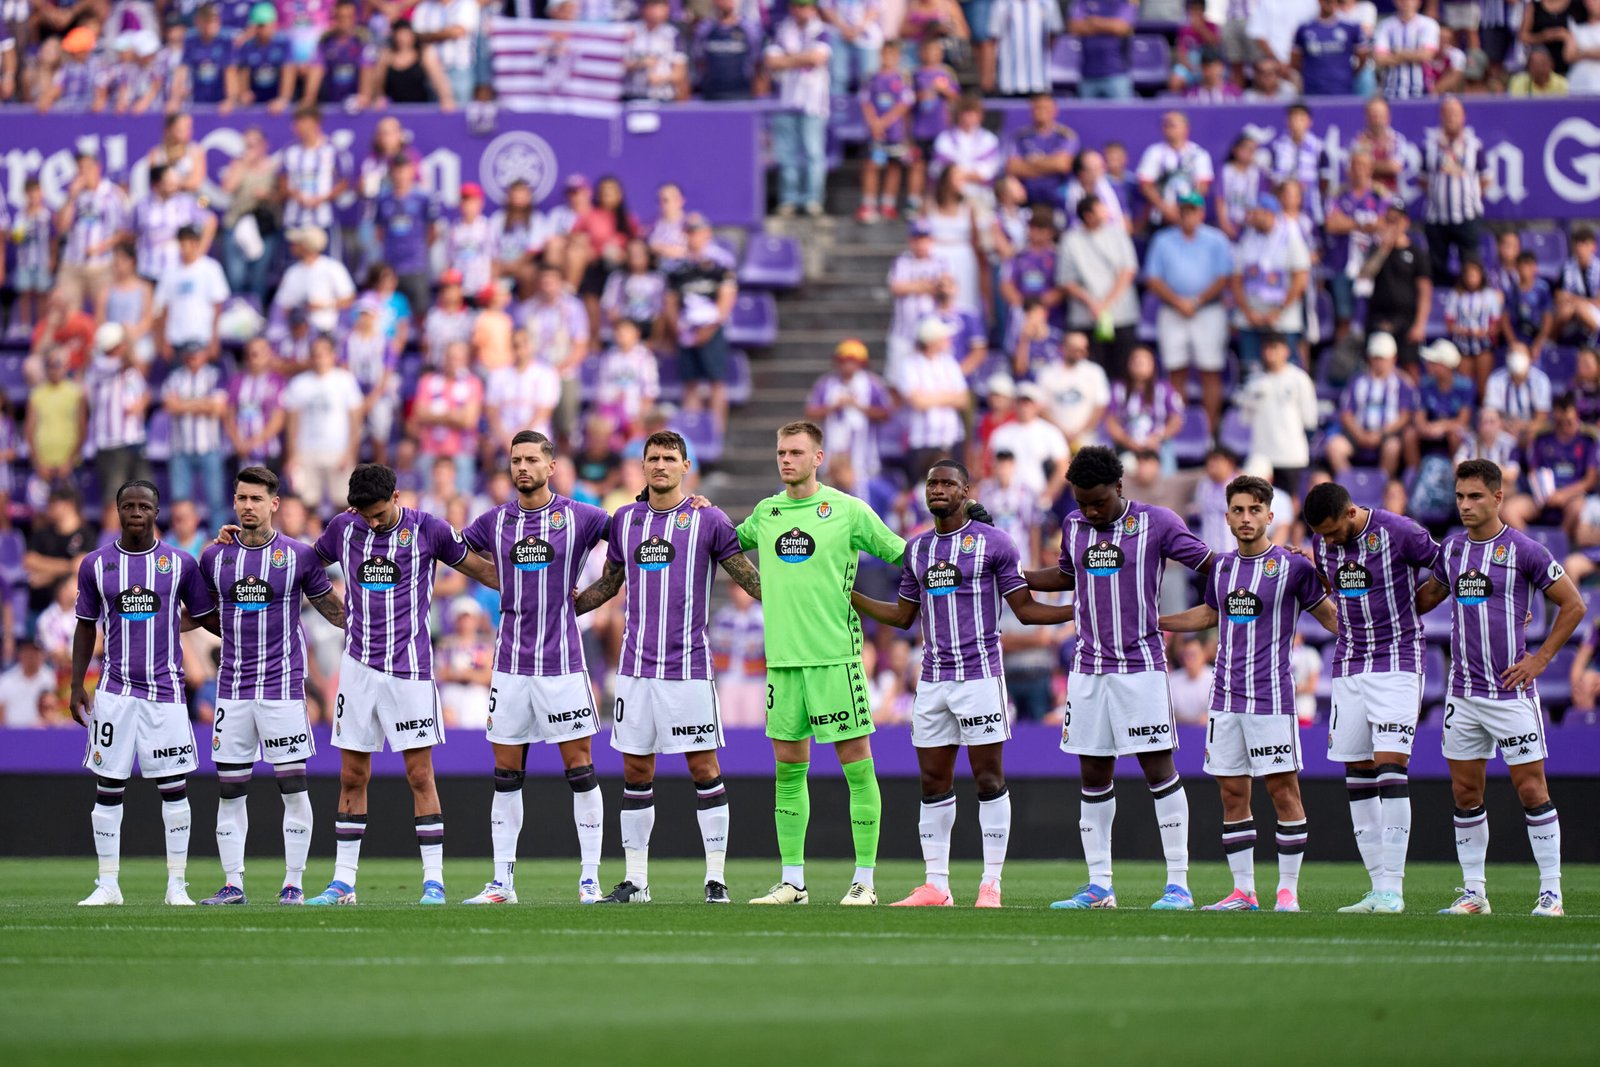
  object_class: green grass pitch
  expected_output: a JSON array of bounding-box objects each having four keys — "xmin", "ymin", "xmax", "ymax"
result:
[{"xmin": 2, "ymin": 858, "xmax": 1596, "ymax": 1065}]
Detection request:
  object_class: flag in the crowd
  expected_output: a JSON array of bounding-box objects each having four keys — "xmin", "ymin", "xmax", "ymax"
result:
[{"xmin": 489, "ymin": 17, "xmax": 630, "ymax": 118}]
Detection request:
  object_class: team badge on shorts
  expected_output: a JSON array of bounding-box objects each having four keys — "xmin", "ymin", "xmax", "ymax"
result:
[
  {"xmin": 550, "ymin": 509, "xmax": 567, "ymax": 531},
  {"xmin": 675, "ymin": 511, "xmax": 692, "ymax": 530},
  {"xmin": 1364, "ymin": 531, "xmax": 1381, "ymax": 552},
  {"xmin": 212, "ymin": 736, "xmax": 221, "ymax": 751},
  {"xmin": 817, "ymin": 501, "xmax": 832, "ymax": 520},
  {"xmin": 397, "ymin": 528, "xmax": 413, "ymax": 547},
  {"xmin": 156, "ymin": 554, "xmax": 172, "ymax": 574},
  {"xmin": 960, "ymin": 533, "xmax": 976, "ymax": 554},
  {"xmin": 93, "ymin": 751, "xmax": 103, "ymax": 766},
  {"xmin": 271, "ymin": 548, "xmax": 288, "ymax": 569},
  {"xmin": 1492, "ymin": 544, "xmax": 1509, "ymax": 565}
]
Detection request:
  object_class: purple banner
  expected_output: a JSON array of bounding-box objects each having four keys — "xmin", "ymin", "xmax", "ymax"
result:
[
  {"xmin": 4, "ymin": 722, "xmax": 1597, "ymax": 779},
  {"xmin": 993, "ymin": 96, "xmax": 1600, "ymax": 221},
  {"xmin": 0, "ymin": 104, "xmax": 768, "ymax": 228}
]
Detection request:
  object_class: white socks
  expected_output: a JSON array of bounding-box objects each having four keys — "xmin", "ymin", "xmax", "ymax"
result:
[
  {"xmin": 490, "ymin": 768, "xmax": 525, "ymax": 889},
  {"xmin": 1080, "ymin": 784, "xmax": 1115, "ymax": 888},
  {"xmin": 415, "ymin": 814, "xmax": 444, "ymax": 885},
  {"xmin": 978, "ymin": 788, "xmax": 1010, "ymax": 885},
  {"xmin": 782, "ymin": 864, "xmax": 805, "ymax": 888},
  {"xmin": 333, "ymin": 812, "xmax": 366, "ymax": 887},
  {"xmin": 695, "ymin": 777, "xmax": 730, "ymax": 885},
  {"xmin": 92, "ymin": 779, "xmax": 125, "ymax": 887},
  {"xmin": 1222, "ymin": 819, "xmax": 1257, "ymax": 894},
  {"xmin": 1276, "ymin": 820, "xmax": 1307, "ymax": 894},
  {"xmin": 918, "ymin": 790, "xmax": 957, "ymax": 893},
  {"xmin": 280, "ymin": 783, "xmax": 313, "ymax": 889},
  {"xmin": 1346, "ymin": 769, "xmax": 1383, "ymax": 887},
  {"xmin": 566, "ymin": 764, "xmax": 603, "ymax": 883},
  {"xmin": 1525, "ymin": 802, "xmax": 1562, "ymax": 894},
  {"xmin": 1376, "ymin": 763, "xmax": 1411, "ymax": 895},
  {"xmin": 621, "ymin": 780, "xmax": 655, "ymax": 888},
  {"xmin": 157, "ymin": 778, "xmax": 190, "ymax": 884},
  {"xmin": 1150, "ymin": 774, "xmax": 1189, "ymax": 890},
  {"xmin": 1454, "ymin": 805, "xmax": 1489, "ymax": 895},
  {"xmin": 216, "ymin": 795, "xmax": 248, "ymax": 890}
]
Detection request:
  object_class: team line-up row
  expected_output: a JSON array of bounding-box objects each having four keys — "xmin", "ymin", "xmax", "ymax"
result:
[{"xmin": 65, "ymin": 422, "xmax": 1583, "ymax": 916}]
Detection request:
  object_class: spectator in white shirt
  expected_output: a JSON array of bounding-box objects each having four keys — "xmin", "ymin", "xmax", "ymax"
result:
[
  {"xmin": 154, "ymin": 225, "xmax": 231, "ymax": 360},
  {"xmin": 765, "ymin": 0, "xmax": 833, "ymax": 217},
  {"xmin": 1236, "ymin": 332, "xmax": 1319, "ymax": 492},
  {"xmin": 281, "ymin": 336, "xmax": 365, "ymax": 516},
  {"xmin": 1373, "ymin": 0, "xmax": 1440, "ymax": 99},
  {"xmin": 1167, "ymin": 637, "xmax": 1214, "ymax": 725},
  {"xmin": 1484, "ymin": 343, "xmax": 1554, "ymax": 440},
  {"xmin": 486, "ymin": 328, "xmax": 561, "ymax": 462},
  {"xmin": 932, "ymin": 93, "xmax": 1003, "ymax": 200},
  {"xmin": 1136, "ymin": 111, "xmax": 1216, "ymax": 228},
  {"xmin": 1057, "ymin": 195, "xmax": 1139, "ymax": 379},
  {"xmin": 161, "ymin": 341, "xmax": 230, "ymax": 528},
  {"xmin": 988, "ymin": 382, "xmax": 1070, "ymax": 499},
  {"xmin": 412, "ymin": 0, "xmax": 479, "ymax": 107},
  {"xmin": 1249, "ymin": 0, "xmax": 1319, "ymax": 65},
  {"xmin": 625, "ymin": 0, "xmax": 689, "ymax": 102},
  {"xmin": 272, "ymin": 227, "xmax": 356, "ymax": 336},
  {"xmin": 1035, "ymin": 329, "xmax": 1111, "ymax": 448},
  {"xmin": 0, "ymin": 641, "xmax": 58, "ymax": 728},
  {"xmin": 893, "ymin": 316, "xmax": 970, "ymax": 476}
]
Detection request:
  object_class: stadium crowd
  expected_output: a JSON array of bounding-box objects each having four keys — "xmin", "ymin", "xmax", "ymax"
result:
[{"xmin": 0, "ymin": 0, "xmax": 1598, "ymax": 737}]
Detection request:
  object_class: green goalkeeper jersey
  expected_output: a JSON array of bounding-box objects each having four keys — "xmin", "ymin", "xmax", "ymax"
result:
[{"xmin": 736, "ymin": 483, "xmax": 905, "ymax": 669}]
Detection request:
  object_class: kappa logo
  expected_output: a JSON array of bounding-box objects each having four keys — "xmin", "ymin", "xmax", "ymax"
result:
[
  {"xmin": 770, "ymin": 507, "xmax": 782, "ymax": 517},
  {"xmin": 1273, "ymin": 756, "xmax": 1287, "ymax": 765}
]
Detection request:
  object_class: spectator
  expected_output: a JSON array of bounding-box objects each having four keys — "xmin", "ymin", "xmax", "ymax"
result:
[
  {"xmin": 1249, "ymin": 0, "xmax": 1319, "ymax": 68},
  {"xmin": 1167, "ymin": 638, "xmax": 1213, "ymax": 726},
  {"xmin": 1484, "ymin": 342, "xmax": 1554, "ymax": 439},
  {"xmin": 1572, "ymin": 346, "xmax": 1600, "ymax": 423},
  {"xmin": 167, "ymin": 499, "xmax": 209, "ymax": 559},
  {"xmin": 273, "ymin": 226, "xmax": 356, "ymax": 336},
  {"xmin": 976, "ymin": 448, "xmax": 1045, "ymax": 561},
  {"xmin": 1186, "ymin": 47, "xmax": 1242, "ymax": 101},
  {"xmin": 886, "ymin": 218, "xmax": 952, "ymax": 377},
  {"xmin": 424, "ymin": 271, "xmax": 477, "ymax": 368},
  {"xmin": 1009, "ymin": 299, "xmax": 1064, "ymax": 381},
  {"xmin": 145, "ymin": 113, "xmax": 207, "ymax": 195},
  {"xmin": 1144, "ymin": 191, "xmax": 1233, "ymax": 430},
  {"xmin": 988, "ymin": 382, "xmax": 1070, "ymax": 498},
  {"xmin": 154, "ymin": 225, "xmax": 230, "ymax": 361},
  {"xmin": 1444, "ymin": 257, "xmax": 1503, "ymax": 390},
  {"xmin": 765, "ymin": 0, "xmax": 832, "ymax": 218},
  {"xmin": 132, "ymin": 164, "xmax": 210, "ymax": 283},
  {"xmin": 1034, "ymin": 329, "xmax": 1110, "ymax": 449},
  {"xmin": 1523, "ymin": 0, "xmax": 1578, "ymax": 77},
  {"xmin": 857, "ymin": 39, "xmax": 913, "ymax": 225},
  {"xmin": 1057, "ymin": 195, "xmax": 1138, "ymax": 381},
  {"xmin": 1502, "ymin": 250, "xmax": 1555, "ymax": 360},
  {"xmin": 516, "ymin": 263, "xmax": 590, "ymax": 436},
  {"xmin": 446, "ymin": 182, "xmax": 493, "ymax": 298},
  {"xmin": 1573, "ymin": 624, "xmax": 1600, "ymax": 713},
  {"xmin": 594, "ymin": 319, "xmax": 662, "ymax": 441},
  {"xmin": 374, "ymin": 18, "xmax": 455, "ymax": 108},
  {"xmin": 55, "ymin": 152, "xmax": 130, "ymax": 317},
  {"xmin": 990, "ymin": 0, "xmax": 1063, "ymax": 96},
  {"xmin": 1323, "ymin": 148, "xmax": 1383, "ymax": 343},
  {"xmin": 24, "ymin": 485, "xmax": 96, "ymax": 627},
  {"xmin": 647, "ymin": 183, "xmax": 689, "ymax": 262},
  {"xmin": 1490, "ymin": 227, "xmax": 1523, "ymax": 295},
  {"xmin": 624, "ymin": 0, "xmax": 688, "ymax": 102},
  {"xmin": 29, "ymin": 289, "xmax": 97, "ymax": 383},
  {"xmin": 102, "ymin": 244, "xmax": 155, "ymax": 366},
  {"xmin": 1454, "ymin": 404, "xmax": 1522, "ymax": 484},
  {"xmin": 24, "ymin": 351, "xmax": 85, "ymax": 493},
  {"xmin": 224, "ymin": 337, "xmax": 287, "ymax": 469},
  {"xmin": 1350, "ymin": 96, "xmax": 1409, "ymax": 197},
  {"xmin": 1509, "ymin": 43, "xmax": 1570, "ymax": 95},
  {"xmin": 436, "ymin": 597, "xmax": 492, "ymax": 729},
  {"xmin": 486, "ymin": 327, "xmax": 561, "ymax": 456},
  {"xmin": 1105, "ymin": 346, "xmax": 1183, "ymax": 471},
  {"xmin": 1420, "ymin": 96, "xmax": 1490, "ymax": 289},
  {"xmin": 1243, "ymin": 56, "xmax": 1300, "ymax": 100},
  {"xmin": 282, "ymin": 335, "xmax": 364, "ymax": 516},
  {"xmin": 923, "ymin": 169, "xmax": 984, "ymax": 318},
  {"xmin": 412, "ymin": 0, "xmax": 479, "ymax": 107},
  {"xmin": 1373, "ymin": 0, "xmax": 1440, "ymax": 100},
  {"xmin": 373, "ymin": 153, "xmax": 440, "ymax": 325},
  {"xmin": 1326, "ymin": 332, "xmax": 1420, "ymax": 478},
  {"xmin": 37, "ymin": 24, "xmax": 101, "ymax": 113},
  {"xmin": 1064, "ymin": 149, "xmax": 1129, "ymax": 234},
  {"xmin": 1004, "ymin": 93, "xmax": 1076, "ymax": 213},
  {"xmin": 1070, "ymin": 0, "xmax": 1136, "ymax": 100},
  {"xmin": 710, "ymin": 584, "xmax": 766, "ymax": 727},
  {"xmin": 568, "ymin": 174, "xmax": 640, "ymax": 333},
  {"xmin": 666, "ymin": 213, "xmax": 738, "ymax": 432},
  {"xmin": 909, "ymin": 32, "xmax": 961, "ymax": 213},
  {"xmin": 1294, "ymin": 0, "xmax": 1367, "ymax": 96},
  {"xmin": 1415, "ymin": 338, "xmax": 1476, "ymax": 457},
  {"xmin": 1360, "ymin": 197, "xmax": 1433, "ymax": 372},
  {"xmin": 1271, "ymin": 103, "xmax": 1327, "ymax": 225},
  {"xmin": 1170, "ymin": 0, "xmax": 1222, "ymax": 91},
  {"xmin": 230, "ymin": 2, "xmax": 294, "ymax": 112},
  {"xmin": 1505, "ymin": 393, "xmax": 1597, "ymax": 528},
  {"xmin": 182, "ymin": 3, "xmax": 234, "ymax": 107},
  {"xmin": 1214, "ymin": 134, "xmax": 1264, "ymax": 243},
  {"xmin": 410, "ymin": 340, "xmax": 484, "ymax": 491},
  {"xmin": 600, "ymin": 238, "xmax": 666, "ymax": 342},
  {"xmin": 1236, "ymin": 332, "xmax": 1318, "ymax": 491},
  {"xmin": 806, "ymin": 338, "xmax": 892, "ymax": 482},
  {"xmin": 1136, "ymin": 111, "xmax": 1214, "ymax": 230},
  {"xmin": 362, "ymin": 263, "xmax": 414, "ymax": 351},
  {"xmin": 1232, "ymin": 193, "xmax": 1311, "ymax": 373},
  {"xmin": 0, "ymin": 641, "xmax": 59, "ymax": 728},
  {"xmin": 693, "ymin": 0, "xmax": 763, "ymax": 101},
  {"xmin": 280, "ymin": 105, "xmax": 348, "ymax": 257},
  {"xmin": 218, "ymin": 125, "xmax": 282, "ymax": 302},
  {"xmin": 1566, "ymin": 0, "xmax": 1600, "ymax": 93},
  {"xmin": 471, "ymin": 282, "xmax": 514, "ymax": 372},
  {"xmin": 489, "ymin": 178, "xmax": 545, "ymax": 283},
  {"xmin": 1221, "ymin": 0, "xmax": 1259, "ymax": 80},
  {"xmin": 83, "ymin": 324, "xmax": 152, "ymax": 529},
  {"xmin": 893, "ymin": 317, "xmax": 970, "ymax": 475},
  {"xmin": 820, "ymin": 0, "xmax": 884, "ymax": 93},
  {"xmin": 306, "ymin": 0, "xmax": 375, "ymax": 107},
  {"xmin": 1556, "ymin": 226, "xmax": 1600, "ymax": 343},
  {"xmin": 931, "ymin": 92, "xmax": 1002, "ymax": 206},
  {"xmin": 9, "ymin": 178, "xmax": 55, "ymax": 340},
  {"xmin": 1001, "ymin": 214, "xmax": 1061, "ymax": 334},
  {"xmin": 343, "ymin": 298, "xmax": 400, "ymax": 465},
  {"xmin": 1290, "ymin": 631, "xmax": 1322, "ymax": 725}
]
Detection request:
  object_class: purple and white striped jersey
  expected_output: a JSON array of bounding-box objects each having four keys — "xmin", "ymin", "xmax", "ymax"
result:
[
  {"xmin": 62, "ymin": 180, "xmax": 130, "ymax": 269},
  {"xmin": 898, "ymin": 521, "xmax": 1028, "ymax": 683},
  {"xmin": 1311, "ymin": 508, "xmax": 1440, "ymax": 679},
  {"xmin": 607, "ymin": 501, "xmax": 743, "ymax": 681},
  {"xmin": 132, "ymin": 191, "xmax": 205, "ymax": 280},
  {"xmin": 314, "ymin": 508, "xmax": 469, "ymax": 681},
  {"xmin": 1433, "ymin": 526, "xmax": 1565, "ymax": 701},
  {"xmin": 1058, "ymin": 500, "xmax": 1213, "ymax": 674},
  {"xmin": 463, "ymin": 495, "xmax": 609, "ymax": 677},
  {"xmin": 1203, "ymin": 546, "xmax": 1327, "ymax": 715},
  {"xmin": 200, "ymin": 533, "xmax": 332, "ymax": 702},
  {"xmin": 76, "ymin": 540, "xmax": 216, "ymax": 704}
]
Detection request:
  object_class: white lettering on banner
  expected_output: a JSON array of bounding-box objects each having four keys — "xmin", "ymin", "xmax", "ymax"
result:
[
  {"xmin": 420, "ymin": 149, "xmax": 462, "ymax": 207},
  {"xmin": 1545, "ymin": 118, "xmax": 1600, "ymax": 204},
  {"xmin": 1484, "ymin": 141, "xmax": 1527, "ymax": 206}
]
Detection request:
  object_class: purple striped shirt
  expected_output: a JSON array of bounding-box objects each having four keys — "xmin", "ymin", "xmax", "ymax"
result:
[
  {"xmin": 76, "ymin": 540, "xmax": 216, "ymax": 703},
  {"xmin": 898, "ymin": 521, "xmax": 1028, "ymax": 683},
  {"xmin": 85, "ymin": 359, "xmax": 148, "ymax": 451},
  {"xmin": 1058, "ymin": 500, "xmax": 1213, "ymax": 674},
  {"xmin": 63, "ymin": 180, "xmax": 130, "ymax": 269},
  {"xmin": 200, "ymin": 533, "xmax": 332, "ymax": 702},
  {"xmin": 1434, "ymin": 527, "xmax": 1564, "ymax": 701},
  {"xmin": 1203, "ymin": 546, "xmax": 1326, "ymax": 715},
  {"xmin": 133, "ymin": 193, "xmax": 207, "ymax": 279},
  {"xmin": 314, "ymin": 508, "xmax": 468, "ymax": 681},
  {"xmin": 1312, "ymin": 508, "xmax": 1440, "ymax": 679},
  {"xmin": 607, "ymin": 501, "xmax": 742, "ymax": 681},
  {"xmin": 463, "ymin": 496, "xmax": 609, "ymax": 678},
  {"xmin": 228, "ymin": 372, "xmax": 285, "ymax": 463}
]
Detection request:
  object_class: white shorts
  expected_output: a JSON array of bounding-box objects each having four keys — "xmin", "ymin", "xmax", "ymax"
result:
[
  {"xmin": 1328, "ymin": 673, "xmax": 1422, "ymax": 763},
  {"xmin": 332, "ymin": 655, "xmax": 444, "ymax": 753},
  {"xmin": 486, "ymin": 670, "xmax": 598, "ymax": 745},
  {"xmin": 1203, "ymin": 712, "xmax": 1303, "ymax": 778},
  {"xmin": 210, "ymin": 699, "xmax": 314, "ymax": 765},
  {"xmin": 1156, "ymin": 303, "xmax": 1228, "ymax": 373},
  {"xmin": 609, "ymin": 676, "xmax": 724, "ymax": 756},
  {"xmin": 912, "ymin": 677, "xmax": 1012, "ymax": 748},
  {"xmin": 1442, "ymin": 692, "xmax": 1548, "ymax": 767},
  {"xmin": 1061, "ymin": 670, "xmax": 1178, "ymax": 757},
  {"xmin": 82, "ymin": 690, "xmax": 197, "ymax": 780}
]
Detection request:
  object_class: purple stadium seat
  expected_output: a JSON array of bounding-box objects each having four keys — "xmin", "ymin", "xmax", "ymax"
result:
[
  {"xmin": 727, "ymin": 349, "xmax": 752, "ymax": 405},
  {"xmin": 1137, "ymin": 290, "xmax": 1160, "ymax": 344},
  {"xmin": 0, "ymin": 356, "xmax": 26, "ymax": 407},
  {"xmin": 739, "ymin": 234, "xmax": 804, "ymax": 290},
  {"xmin": 1295, "ymin": 609, "xmax": 1333, "ymax": 646},
  {"xmin": 1539, "ymin": 345, "xmax": 1578, "ymax": 384},
  {"xmin": 1425, "ymin": 288, "xmax": 1448, "ymax": 340},
  {"xmin": 1049, "ymin": 36, "xmax": 1082, "ymax": 89},
  {"xmin": 1523, "ymin": 228, "xmax": 1568, "ymax": 281},
  {"xmin": 1525, "ymin": 525, "xmax": 1570, "ymax": 566},
  {"xmin": 656, "ymin": 351, "xmax": 684, "ymax": 403},
  {"xmin": 1422, "ymin": 600, "xmax": 1452, "ymax": 644},
  {"xmin": 578, "ymin": 355, "xmax": 602, "ymax": 394},
  {"xmin": 1421, "ymin": 646, "xmax": 1447, "ymax": 708},
  {"xmin": 145, "ymin": 411, "xmax": 173, "ymax": 462},
  {"xmin": 1169, "ymin": 405, "xmax": 1212, "ymax": 466},
  {"xmin": 828, "ymin": 94, "xmax": 867, "ymax": 143},
  {"xmin": 1218, "ymin": 408, "xmax": 1252, "ymax": 457},
  {"xmin": 1130, "ymin": 35, "xmax": 1171, "ymax": 90},
  {"xmin": 726, "ymin": 291, "xmax": 777, "ymax": 347},
  {"xmin": 675, "ymin": 409, "xmax": 723, "ymax": 466},
  {"xmin": 1542, "ymin": 646, "xmax": 1576, "ymax": 707},
  {"xmin": 1341, "ymin": 467, "xmax": 1386, "ymax": 508}
]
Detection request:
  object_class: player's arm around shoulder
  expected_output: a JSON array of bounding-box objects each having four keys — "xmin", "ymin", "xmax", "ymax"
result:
[{"xmin": 1004, "ymin": 586, "xmax": 1076, "ymax": 627}]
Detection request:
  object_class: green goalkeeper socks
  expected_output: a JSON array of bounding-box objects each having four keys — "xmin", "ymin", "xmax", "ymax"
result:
[
  {"xmin": 842, "ymin": 758, "xmax": 881, "ymax": 870},
  {"xmin": 774, "ymin": 761, "xmax": 811, "ymax": 867}
]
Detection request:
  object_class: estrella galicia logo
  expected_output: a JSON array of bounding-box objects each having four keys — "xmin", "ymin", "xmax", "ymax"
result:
[
  {"xmin": 924, "ymin": 560, "xmax": 961, "ymax": 596},
  {"xmin": 230, "ymin": 575, "xmax": 272, "ymax": 612},
  {"xmin": 115, "ymin": 585, "xmax": 160, "ymax": 621},
  {"xmin": 1084, "ymin": 540, "xmax": 1124, "ymax": 577},
  {"xmin": 1335, "ymin": 560, "xmax": 1372, "ymax": 598},
  {"xmin": 1225, "ymin": 588, "xmax": 1263, "ymax": 624},
  {"xmin": 357, "ymin": 556, "xmax": 400, "ymax": 592},
  {"xmin": 1455, "ymin": 567, "xmax": 1492, "ymax": 606},
  {"xmin": 156, "ymin": 554, "xmax": 172, "ymax": 574},
  {"xmin": 513, "ymin": 536, "xmax": 555, "ymax": 572},
  {"xmin": 775, "ymin": 528, "xmax": 816, "ymax": 563},
  {"xmin": 635, "ymin": 536, "xmax": 675, "ymax": 572}
]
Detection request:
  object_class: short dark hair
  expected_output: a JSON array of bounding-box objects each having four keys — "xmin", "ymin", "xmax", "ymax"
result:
[
  {"xmin": 1226, "ymin": 475, "xmax": 1274, "ymax": 507},
  {"xmin": 1455, "ymin": 458, "xmax": 1502, "ymax": 493},
  {"xmin": 1517, "ymin": 251, "xmax": 1537, "ymax": 266},
  {"xmin": 510, "ymin": 429, "xmax": 554, "ymax": 457},
  {"xmin": 1066, "ymin": 445, "xmax": 1123, "ymax": 490},
  {"xmin": 1573, "ymin": 226, "xmax": 1596, "ymax": 245},
  {"xmin": 294, "ymin": 104, "xmax": 322, "ymax": 124},
  {"xmin": 1287, "ymin": 102, "xmax": 1310, "ymax": 118},
  {"xmin": 1554, "ymin": 391, "xmax": 1579, "ymax": 413},
  {"xmin": 116, "ymin": 479, "xmax": 160, "ymax": 506},
  {"xmin": 1206, "ymin": 445, "xmax": 1240, "ymax": 467},
  {"xmin": 1075, "ymin": 195, "xmax": 1101, "ymax": 223},
  {"xmin": 235, "ymin": 466, "xmax": 280, "ymax": 495},
  {"xmin": 149, "ymin": 163, "xmax": 168, "ymax": 187},
  {"xmin": 777, "ymin": 420, "xmax": 824, "ymax": 448},
  {"xmin": 1302, "ymin": 482, "xmax": 1352, "ymax": 527},
  {"xmin": 926, "ymin": 458, "xmax": 970, "ymax": 485},
  {"xmin": 642, "ymin": 430, "xmax": 689, "ymax": 460},
  {"xmin": 347, "ymin": 464, "xmax": 397, "ymax": 509}
]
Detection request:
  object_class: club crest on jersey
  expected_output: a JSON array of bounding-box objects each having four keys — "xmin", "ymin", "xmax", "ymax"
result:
[
  {"xmin": 156, "ymin": 554, "xmax": 172, "ymax": 574},
  {"xmin": 1262, "ymin": 556, "xmax": 1281, "ymax": 578},
  {"xmin": 1084, "ymin": 540, "xmax": 1125, "ymax": 577},
  {"xmin": 635, "ymin": 536, "xmax": 676, "ymax": 572},
  {"xmin": 397, "ymin": 528, "xmax": 413, "ymax": 548},
  {"xmin": 271, "ymin": 548, "xmax": 288, "ymax": 569},
  {"xmin": 212, "ymin": 736, "xmax": 221, "ymax": 752},
  {"xmin": 1122, "ymin": 514, "xmax": 1140, "ymax": 537},
  {"xmin": 816, "ymin": 501, "xmax": 832, "ymax": 520},
  {"xmin": 775, "ymin": 528, "xmax": 816, "ymax": 563},
  {"xmin": 1492, "ymin": 544, "xmax": 1509, "ymax": 565},
  {"xmin": 1364, "ymin": 531, "xmax": 1381, "ymax": 553},
  {"xmin": 1455, "ymin": 567, "xmax": 1492, "ymax": 606},
  {"xmin": 675, "ymin": 511, "xmax": 692, "ymax": 530},
  {"xmin": 960, "ymin": 533, "xmax": 976, "ymax": 554},
  {"xmin": 550, "ymin": 509, "xmax": 567, "ymax": 531},
  {"xmin": 925, "ymin": 559, "xmax": 961, "ymax": 596}
]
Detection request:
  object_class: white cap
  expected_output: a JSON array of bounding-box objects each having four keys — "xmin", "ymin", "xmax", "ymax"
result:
[
  {"xmin": 1243, "ymin": 456, "xmax": 1274, "ymax": 481},
  {"xmin": 1507, "ymin": 346, "xmax": 1532, "ymax": 376},
  {"xmin": 1421, "ymin": 339, "xmax": 1461, "ymax": 369},
  {"xmin": 1016, "ymin": 382, "xmax": 1049, "ymax": 404},
  {"xmin": 985, "ymin": 374, "xmax": 1015, "ymax": 397},
  {"xmin": 1366, "ymin": 331, "xmax": 1398, "ymax": 359},
  {"xmin": 916, "ymin": 317, "xmax": 953, "ymax": 346},
  {"xmin": 95, "ymin": 322, "xmax": 126, "ymax": 352}
]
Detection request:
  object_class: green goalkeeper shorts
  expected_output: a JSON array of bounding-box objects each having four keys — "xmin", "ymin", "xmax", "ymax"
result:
[{"xmin": 765, "ymin": 663, "xmax": 875, "ymax": 744}]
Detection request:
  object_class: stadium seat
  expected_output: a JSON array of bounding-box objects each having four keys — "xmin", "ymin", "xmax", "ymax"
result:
[
  {"xmin": 579, "ymin": 355, "xmax": 603, "ymax": 394},
  {"xmin": 726, "ymin": 291, "xmax": 777, "ymax": 347},
  {"xmin": 1525, "ymin": 525, "xmax": 1570, "ymax": 565},
  {"xmin": 738, "ymin": 234, "xmax": 804, "ymax": 290},
  {"xmin": 727, "ymin": 349, "xmax": 753, "ymax": 405},
  {"xmin": 1169, "ymin": 405, "xmax": 1212, "ymax": 466},
  {"xmin": 145, "ymin": 411, "xmax": 172, "ymax": 463},
  {"xmin": 1539, "ymin": 345, "xmax": 1578, "ymax": 384},
  {"xmin": 1341, "ymin": 467, "xmax": 1386, "ymax": 508},
  {"xmin": 1422, "ymin": 600, "xmax": 1452, "ymax": 644},
  {"xmin": 1137, "ymin": 290, "xmax": 1160, "ymax": 344},
  {"xmin": 1541, "ymin": 646, "xmax": 1576, "ymax": 708},
  {"xmin": 1049, "ymin": 35, "xmax": 1082, "ymax": 89},
  {"xmin": 0, "ymin": 355, "xmax": 26, "ymax": 408},
  {"xmin": 1217, "ymin": 408, "xmax": 1252, "ymax": 458},
  {"xmin": 675, "ymin": 409, "xmax": 723, "ymax": 466},
  {"xmin": 1130, "ymin": 35, "xmax": 1171, "ymax": 91},
  {"xmin": 1522, "ymin": 227, "xmax": 1568, "ymax": 281},
  {"xmin": 1421, "ymin": 646, "xmax": 1447, "ymax": 708},
  {"xmin": 656, "ymin": 351, "xmax": 684, "ymax": 403},
  {"xmin": 828, "ymin": 94, "xmax": 867, "ymax": 144}
]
